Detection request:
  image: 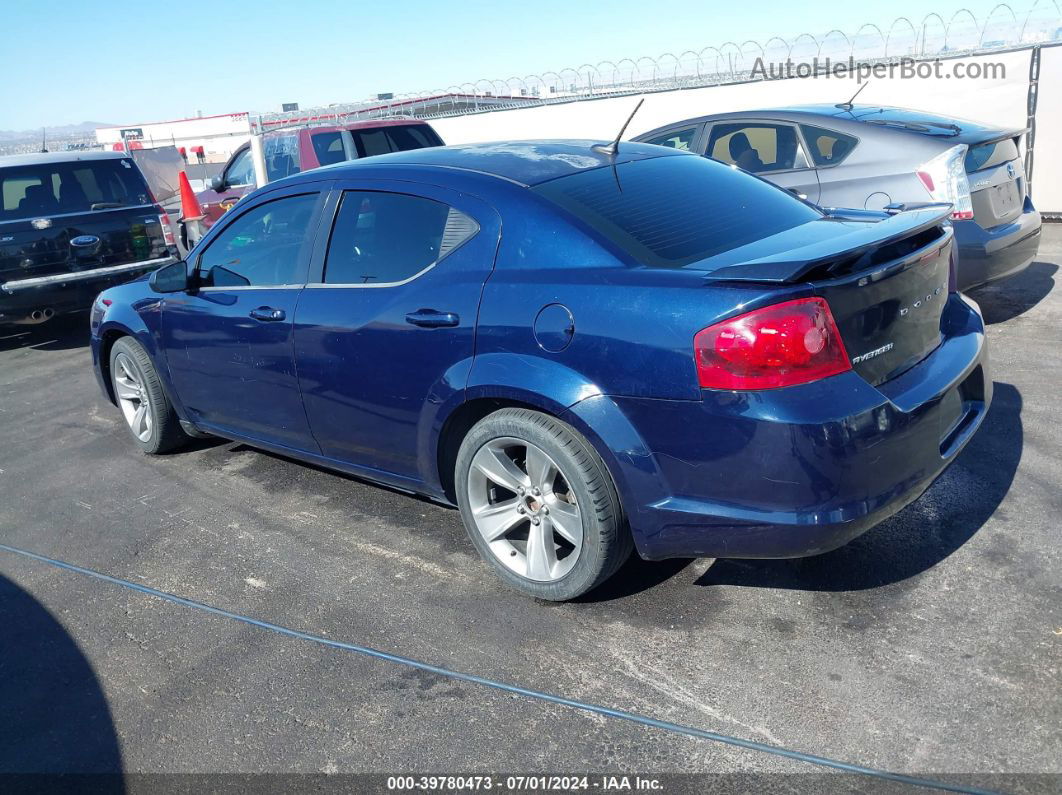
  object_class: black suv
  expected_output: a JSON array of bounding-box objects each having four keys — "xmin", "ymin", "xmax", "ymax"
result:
[{"xmin": 0, "ymin": 151, "xmax": 178, "ymax": 325}]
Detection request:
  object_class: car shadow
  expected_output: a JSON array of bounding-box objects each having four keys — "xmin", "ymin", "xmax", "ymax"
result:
[
  {"xmin": 0, "ymin": 572, "xmax": 123, "ymax": 787},
  {"xmin": 574, "ymin": 554, "xmax": 694, "ymax": 603},
  {"xmin": 695, "ymin": 381, "xmax": 1023, "ymax": 593},
  {"xmin": 0, "ymin": 313, "xmax": 90, "ymax": 352},
  {"xmin": 970, "ymin": 260, "xmax": 1057, "ymax": 325}
]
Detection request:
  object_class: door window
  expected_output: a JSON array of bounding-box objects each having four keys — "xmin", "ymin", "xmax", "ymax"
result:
[
  {"xmin": 224, "ymin": 148, "xmax": 255, "ymax": 187},
  {"xmin": 643, "ymin": 126, "xmax": 699, "ymax": 151},
  {"xmin": 799, "ymin": 124, "xmax": 858, "ymax": 166},
  {"xmin": 264, "ymin": 133, "xmax": 301, "ymax": 181},
  {"xmin": 323, "ymin": 191, "xmax": 477, "ymax": 285},
  {"xmin": 197, "ymin": 193, "xmax": 318, "ymax": 287},
  {"xmin": 707, "ymin": 123, "xmax": 809, "ymax": 174},
  {"xmin": 312, "ymin": 131, "xmax": 347, "ymax": 166}
]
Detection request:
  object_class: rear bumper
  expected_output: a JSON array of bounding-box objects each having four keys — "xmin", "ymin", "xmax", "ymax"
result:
[
  {"xmin": 0, "ymin": 256, "xmax": 174, "ymax": 323},
  {"xmin": 571, "ymin": 294, "xmax": 991, "ymax": 561},
  {"xmin": 954, "ymin": 200, "xmax": 1041, "ymax": 291}
]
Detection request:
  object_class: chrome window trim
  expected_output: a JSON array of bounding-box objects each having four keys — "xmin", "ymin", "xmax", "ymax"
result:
[
  {"xmin": 307, "ymin": 261, "xmax": 439, "ymax": 289},
  {"xmin": 197, "ymin": 284, "xmax": 305, "ymax": 292}
]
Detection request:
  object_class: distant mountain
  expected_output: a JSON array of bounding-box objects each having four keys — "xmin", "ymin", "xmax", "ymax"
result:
[{"xmin": 0, "ymin": 121, "xmax": 114, "ymax": 142}]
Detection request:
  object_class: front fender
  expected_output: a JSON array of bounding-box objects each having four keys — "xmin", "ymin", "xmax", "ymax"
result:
[{"xmin": 93, "ymin": 297, "xmax": 190, "ymax": 423}]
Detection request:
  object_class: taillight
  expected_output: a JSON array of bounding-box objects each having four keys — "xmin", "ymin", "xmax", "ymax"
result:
[
  {"xmin": 694, "ymin": 297, "xmax": 851, "ymax": 390},
  {"xmin": 158, "ymin": 212, "xmax": 176, "ymax": 247},
  {"xmin": 916, "ymin": 144, "xmax": 973, "ymax": 221}
]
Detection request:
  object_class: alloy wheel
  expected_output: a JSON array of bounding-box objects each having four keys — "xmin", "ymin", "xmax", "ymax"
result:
[
  {"xmin": 113, "ymin": 353, "xmax": 152, "ymax": 442},
  {"xmin": 466, "ymin": 437, "xmax": 583, "ymax": 582}
]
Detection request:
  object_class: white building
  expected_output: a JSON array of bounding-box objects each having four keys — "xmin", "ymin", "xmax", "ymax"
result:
[{"xmin": 95, "ymin": 112, "xmax": 252, "ymax": 162}]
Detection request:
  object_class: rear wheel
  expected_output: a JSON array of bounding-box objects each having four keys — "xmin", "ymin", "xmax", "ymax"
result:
[
  {"xmin": 109, "ymin": 337, "xmax": 188, "ymax": 454},
  {"xmin": 455, "ymin": 408, "xmax": 632, "ymax": 600}
]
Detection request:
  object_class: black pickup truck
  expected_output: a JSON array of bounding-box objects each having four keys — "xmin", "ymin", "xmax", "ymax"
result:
[{"xmin": 0, "ymin": 151, "xmax": 178, "ymax": 325}]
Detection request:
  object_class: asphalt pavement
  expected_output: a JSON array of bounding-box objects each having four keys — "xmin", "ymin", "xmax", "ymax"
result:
[{"xmin": 0, "ymin": 228, "xmax": 1059, "ymax": 791}]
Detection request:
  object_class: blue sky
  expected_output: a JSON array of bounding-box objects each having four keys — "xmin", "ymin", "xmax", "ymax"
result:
[{"xmin": 0, "ymin": 0, "xmax": 1043, "ymax": 129}]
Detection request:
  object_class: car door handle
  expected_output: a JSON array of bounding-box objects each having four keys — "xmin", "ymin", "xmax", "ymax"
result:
[
  {"xmin": 405, "ymin": 309, "xmax": 459, "ymax": 328},
  {"xmin": 249, "ymin": 307, "xmax": 286, "ymax": 322}
]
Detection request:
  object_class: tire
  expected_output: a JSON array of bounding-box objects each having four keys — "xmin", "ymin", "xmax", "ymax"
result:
[
  {"xmin": 109, "ymin": 336, "xmax": 189, "ymax": 455},
  {"xmin": 455, "ymin": 408, "xmax": 632, "ymax": 601}
]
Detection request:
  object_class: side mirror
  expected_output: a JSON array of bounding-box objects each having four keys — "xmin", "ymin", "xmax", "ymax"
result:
[
  {"xmin": 149, "ymin": 260, "xmax": 189, "ymax": 293},
  {"xmin": 209, "ymin": 174, "xmax": 226, "ymax": 192}
]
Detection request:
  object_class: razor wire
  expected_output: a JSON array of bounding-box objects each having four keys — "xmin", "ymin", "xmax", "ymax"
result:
[{"xmin": 252, "ymin": 2, "xmax": 1062, "ymax": 129}]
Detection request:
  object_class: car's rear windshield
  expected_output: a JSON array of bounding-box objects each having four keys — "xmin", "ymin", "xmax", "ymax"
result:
[
  {"xmin": 965, "ymin": 137, "xmax": 1020, "ymax": 173},
  {"xmin": 0, "ymin": 158, "xmax": 152, "ymax": 222},
  {"xmin": 532, "ymin": 154, "xmax": 821, "ymax": 268}
]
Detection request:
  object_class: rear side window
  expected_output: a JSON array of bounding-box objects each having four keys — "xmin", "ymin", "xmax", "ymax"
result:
[
  {"xmin": 799, "ymin": 124, "xmax": 858, "ymax": 166},
  {"xmin": 311, "ymin": 131, "xmax": 348, "ymax": 166},
  {"xmin": 707, "ymin": 123, "xmax": 810, "ymax": 173},
  {"xmin": 965, "ymin": 137, "xmax": 1020, "ymax": 172},
  {"xmin": 264, "ymin": 133, "xmax": 300, "ymax": 181},
  {"xmin": 197, "ymin": 193, "xmax": 318, "ymax": 287},
  {"xmin": 349, "ymin": 125, "xmax": 443, "ymax": 158},
  {"xmin": 323, "ymin": 191, "xmax": 477, "ymax": 285},
  {"xmin": 532, "ymin": 154, "xmax": 821, "ymax": 269},
  {"xmin": 0, "ymin": 158, "xmax": 152, "ymax": 221},
  {"xmin": 643, "ymin": 126, "xmax": 699, "ymax": 151}
]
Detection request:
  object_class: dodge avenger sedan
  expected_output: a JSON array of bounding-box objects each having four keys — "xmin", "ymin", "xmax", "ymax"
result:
[{"xmin": 90, "ymin": 141, "xmax": 991, "ymax": 600}]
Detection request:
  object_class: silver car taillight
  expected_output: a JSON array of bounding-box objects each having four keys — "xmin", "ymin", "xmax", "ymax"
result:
[{"xmin": 916, "ymin": 144, "xmax": 973, "ymax": 220}]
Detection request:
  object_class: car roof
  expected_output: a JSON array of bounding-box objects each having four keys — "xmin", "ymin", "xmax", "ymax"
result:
[
  {"xmin": 302, "ymin": 140, "xmax": 685, "ymax": 187},
  {"xmin": 344, "ymin": 118, "xmax": 433, "ymax": 130},
  {"xmin": 0, "ymin": 150, "xmax": 128, "ymax": 168},
  {"xmin": 642, "ymin": 104, "xmax": 1020, "ymax": 144}
]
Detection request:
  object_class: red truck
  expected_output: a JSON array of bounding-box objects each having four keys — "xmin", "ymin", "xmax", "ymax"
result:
[{"xmin": 194, "ymin": 118, "xmax": 444, "ymax": 228}]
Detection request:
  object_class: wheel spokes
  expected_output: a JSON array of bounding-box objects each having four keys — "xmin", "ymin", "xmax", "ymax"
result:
[
  {"xmin": 473, "ymin": 498, "xmax": 525, "ymax": 542},
  {"xmin": 546, "ymin": 499, "xmax": 580, "ymax": 546},
  {"xmin": 472, "ymin": 445, "xmax": 530, "ymax": 493},
  {"xmin": 525, "ymin": 444, "xmax": 556, "ymax": 493},
  {"xmin": 525, "ymin": 519, "xmax": 557, "ymax": 580}
]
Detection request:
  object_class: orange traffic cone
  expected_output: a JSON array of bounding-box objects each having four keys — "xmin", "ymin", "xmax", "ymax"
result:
[
  {"xmin": 177, "ymin": 170, "xmax": 206, "ymax": 252},
  {"xmin": 178, "ymin": 170, "xmax": 204, "ymax": 221}
]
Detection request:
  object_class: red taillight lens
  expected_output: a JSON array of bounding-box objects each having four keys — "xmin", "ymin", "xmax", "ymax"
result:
[
  {"xmin": 158, "ymin": 212, "xmax": 176, "ymax": 247},
  {"xmin": 694, "ymin": 297, "xmax": 852, "ymax": 390},
  {"xmin": 916, "ymin": 170, "xmax": 935, "ymax": 193}
]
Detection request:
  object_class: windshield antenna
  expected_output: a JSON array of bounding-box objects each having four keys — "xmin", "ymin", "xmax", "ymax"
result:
[
  {"xmin": 835, "ymin": 82, "xmax": 869, "ymax": 111},
  {"xmin": 592, "ymin": 98, "xmax": 644, "ymax": 156}
]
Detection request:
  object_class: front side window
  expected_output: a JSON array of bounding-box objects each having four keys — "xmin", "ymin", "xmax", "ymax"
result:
[
  {"xmin": 644, "ymin": 126, "xmax": 699, "ymax": 151},
  {"xmin": 323, "ymin": 191, "xmax": 477, "ymax": 285},
  {"xmin": 224, "ymin": 148, "xmax": 255, "ymax": 187},
  {"xmin": 799, "ymin": 124, "xmax": 858, "ymax": 166},
  {"xmin": 707, "ymin": 123, "xmax": 809, "ymax": 173},
  {"xmin": 197, "ymin": 193, "xmax": 318, "ymax": 287}
]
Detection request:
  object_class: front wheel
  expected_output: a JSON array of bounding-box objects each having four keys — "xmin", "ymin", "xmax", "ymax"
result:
[
  {"xmin": 455, "ymin": 408, "xmax": 632, "ymax": 601},
  {"xmin": 109, "ymin": 337, "xmax": 189, "ymax": 454}
]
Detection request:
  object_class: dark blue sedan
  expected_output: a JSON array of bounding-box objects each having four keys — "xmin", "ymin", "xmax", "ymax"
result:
[{"xmin": 90, "ymin": 141, "xmax": 991, "ymax": 600}]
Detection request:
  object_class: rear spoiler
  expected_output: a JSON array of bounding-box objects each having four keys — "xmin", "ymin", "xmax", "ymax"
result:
[{"xmin": 701, "ymin": 206, "xmax": 953, "ymax": 284}]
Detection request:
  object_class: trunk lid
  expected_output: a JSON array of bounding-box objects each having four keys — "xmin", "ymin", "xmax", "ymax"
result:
[
  {"xmin": 0, "ymin": 155, "xmax": 169, "ymax": 286},
  {"xmin": 964, "ymin": 133, "xmax": 1026, "ymax": 229},
  {"xmin": 700, "ymin": 207, "xmax": 954, "ymax": 385}
]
